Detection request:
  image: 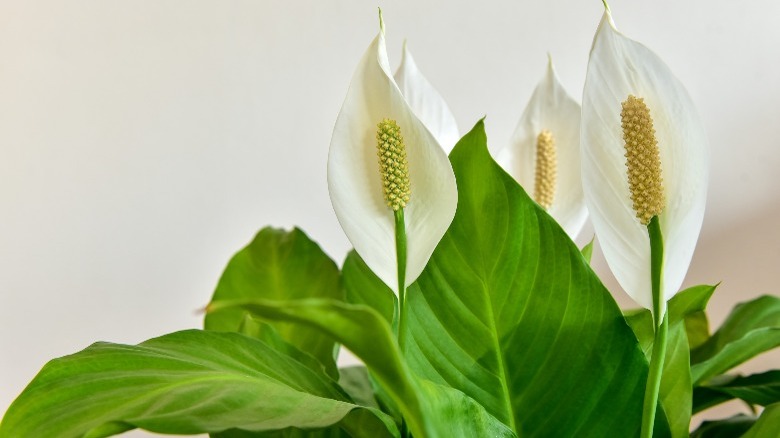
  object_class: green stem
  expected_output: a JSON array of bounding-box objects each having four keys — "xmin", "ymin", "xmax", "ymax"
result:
[
  {"xmin": 394, "ymin": 209, "xmax": 408, "ymax": 352},
  {"xmin": 640, "ymin": 215, "xmax": 668, "ymax": 438},
  {"xmin": 393, "ymin": 209, "xmax": 410, "ymax": 438}
]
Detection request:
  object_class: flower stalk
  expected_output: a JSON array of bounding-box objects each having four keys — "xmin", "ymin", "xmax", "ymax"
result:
[
  {"xmin": 640, "ymin": 215, "xmax": 668, "ymax": 438},
  {"xmin": 394, "ymin": 209, "xmax": 408, "ymax": 348}
]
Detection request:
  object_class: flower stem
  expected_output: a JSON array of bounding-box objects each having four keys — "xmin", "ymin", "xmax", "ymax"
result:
[
  {"xmin": 640, "ymin": 215, "xmax": 668, "ymax": 438},
  {"xmin": 394, "ymin": 209, "xmax": 408, "ymax": 351}
]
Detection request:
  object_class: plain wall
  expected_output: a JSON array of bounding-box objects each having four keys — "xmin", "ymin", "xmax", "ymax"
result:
[{"xmin": 2, "ymin": 1, "xmax": 779, "ymax": 435}]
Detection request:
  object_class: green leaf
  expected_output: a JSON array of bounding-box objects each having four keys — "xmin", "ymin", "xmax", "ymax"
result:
[
  {"xmin": 691, "ymin": 295, "xmax": 780, "ymax": 384},
  {"xmin": 694, "ymin": 371, "xmax": 780, "ymax": 413},
  {"xmin": 659, "ymin": 324, "xmax": 693, "ymax": 437},
  {"xmin": 690, "ymin": 414, "xmax": 755, "ymax": 438},
  {"xmin": 400, "ymin": 119, "xmax": 649, "ymax": 436},
  {"xmin": 580, "ymin": 237, "xmax": 594, "ymax": 264},
  {"xmin": 686, "ymin": 311, "xmax": 711, "ymax": 350},
  {"xmin": 742, "ymin": 402, "xmax": 780, "ymax": 438},
  {"xmin": 0, "ymin": 330, "xmax": 397, "ymax": 438},
  {"xmin": 624, "ymin": 285, "xmax": 717, "ymax": 437},
  {"xmin": 208, "ymin": 298, "xmax": 516, "ymax": 438},
  {"xmin": 342, "ymin": 250, "xmax": 397, "ymax": 326},
  {"xmin": 338, "ymin": 366, "xmax": 380, "ymax": 410},
  {"xmin": 205, "ymin": 227, "xmax": 343, "ymax": 379}
]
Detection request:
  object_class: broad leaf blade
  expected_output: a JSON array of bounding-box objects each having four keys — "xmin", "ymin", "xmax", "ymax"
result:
[
  {"xmin": 690, "ymin": 415, "xmax": 756, "ymax": 438},
  {"xmin": 205, "ymin": 227, "xmax": 343, "ymax": 379},
  {"xmin": 624, "ymin": 285, "xmax": 716, "ymax": 437},
  {"xmin": 691, "ymin": 295, "xmax": 780, "ymax": 384},
  {"xmin": 208, "ymin": 298, "xmax": 516, "ymax": 438},
  {"xmin": 342, "ymin": 250, "xmax": 396, "ymax": 326},
  {"xmin": 338, "ymin": 366, "xmax": 380, "ymax": 410},
  {"xmin": 0, "ymin": 330, "xmax": 396, "ymax": 438},
  {"xmin": 403, "ymin": 120, "xmax": 649, "ymax": 436},
  {"xmin": 742, "ymin": 402, "xmax": 780, "ymax": 438},
  {"xmin": 694, "ymin": 371, "xmax": 780, "ymax": 413}
]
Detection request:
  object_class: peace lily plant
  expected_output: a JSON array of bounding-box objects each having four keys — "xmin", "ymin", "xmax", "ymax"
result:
[{"xmin": 3, "ymin": 5, "xmax": 780, "ymax": 438}]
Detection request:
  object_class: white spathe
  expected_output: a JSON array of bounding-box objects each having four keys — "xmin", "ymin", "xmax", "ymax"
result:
[
  {"xmin": 327, "ymin": 19, "xmax": 458, "ymax": 293},
  {"xmin": 394, "ymin": 41, "xmax": 460, "ymax": 154},
  {"xmin": 581, "ymin": 11, "xmax": 708, "ymax": 317},
  {"xmin": 498, "ymin": 57, "xmax": 587, "ymax": 240}
]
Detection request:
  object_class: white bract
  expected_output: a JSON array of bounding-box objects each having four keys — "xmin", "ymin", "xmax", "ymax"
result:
[
  {"xmin": 498, "ymin": 57, "xmax": 587, "ymax": 240},
  {"xmin": 394, "ymin": 41, "xmax": 460, "ymax": 153},
  {"xmin": 327, "ymin": 17, "xmax": 458, "ymax": 292},
  {"xmin": 581, "ymin": 11, "xmax": 708, "ymax": 316}
]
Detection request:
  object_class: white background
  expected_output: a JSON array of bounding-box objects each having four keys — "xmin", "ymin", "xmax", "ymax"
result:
[{"xmin": 1, "ymin": 0, "xmax": 779, "ymax": 435}]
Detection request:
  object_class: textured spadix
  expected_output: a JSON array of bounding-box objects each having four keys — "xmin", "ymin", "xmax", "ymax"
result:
[
  {"xmin": 581, "ymin": 11, "xmax": 708, "ymax": 315},
  {"xmin": 394, "ymin": 41, "xmax": 460, "ymax": 154},
  {"xmin": 328, "ymin": 18, "xmax": 457, "ymax": 292},
  {"xmin": 498, "ymin": 57, "xmax": 587, "ymax": 240}
]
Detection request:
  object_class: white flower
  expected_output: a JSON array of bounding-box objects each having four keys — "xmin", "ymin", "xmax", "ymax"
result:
[
  {"xmin": 581, "ymin": 11, "xmax": 708, "ymax": 316},
  {"xmin": 394, "ymin": 41, "xmax": 460, "ymax": 153},
  {"xmin": 327, "ymin": 15, "xmax": 458, "ymax": 292},
  {"xmin": 498, "ymin": 56, "xmax": 587, "ymax": 240}
]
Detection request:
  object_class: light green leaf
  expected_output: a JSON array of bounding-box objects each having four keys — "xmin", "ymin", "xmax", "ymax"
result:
[
  {"xmin": 691, "ymin": 295, "xmax": 780, "ymax": 384},
  {"xmin": 205, "ymin": 227, "xmax": 343, "ymax": 379},
  {"xmin": 742, "ymin": 402, "xmax": 780, "ymax": 438},
  {"xmin": 686, "ymin": 311, "xmax": 711, "ymax": 350},
  {"xmin": 208, "ymin": 298, "xmax": 516, "ymax": 438},
  {"xmin": 401, "ymin": 119, "xmax": 649, "ymax": 436},
  {"xmin": 581, "ymin": 237, "xmax": 594, "ymax": 264},
  {"xmin": 693, "ymin": 328, "xmax": 780, "ymax": 385},
  {"xmin": 342, "ymin": 250, "xmax": 397, "ymax": 326},
  {"xmin": 0, "ymin": 330, "xmax": 397, "ymax": 438},
  {"xmin": 624, "ymin": 284, "xmax": 717, "ymax": 353}
]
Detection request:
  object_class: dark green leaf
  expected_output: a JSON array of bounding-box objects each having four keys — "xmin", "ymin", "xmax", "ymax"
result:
[
  {"xmin": 0, "ymin": 330, "xmax": 397, "ymax": 438},
  {"xmin": 401, "ymin": 120, "xmax": 649, "ymax": 436},
  {"xmin": 208, "ymin": 298, "xmax": 516, "ymax": 438},
  {"xmin": 691, "ymin": 296, "xmax": 780, "ymax": 384},
  {"xmin": 690, "ymin": 414, "xmax": 755, "ymax": 438},
  {"xmin": 694, "ymin": 371, "xmax": 780, "ymax": 413},
  {"xmin": 338, "ymin": 366, "xmax": 380, "ymax": 410},
  {"xmin": 205, "ymin": 227, "xmax": 343, "ymax": 379}
]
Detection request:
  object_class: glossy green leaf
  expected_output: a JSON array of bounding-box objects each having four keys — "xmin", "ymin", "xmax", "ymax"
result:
[
  {"xmin": 581, "ymin": 238, "xmax": 594, "ymax": 264},
  {"xmin": 660, "ymin": 324, "xmax": 693, "ymax": 437},
  {"xmin": 0, "ymin": 330, "xmax": 397, "ymax": 438},
  {"xmin": 686, "ymin": 311, "xmax": 711, "ymax": 351},
  {"xmin": 742, "ymin": 402, "xmax": 780, "ymax": 438},
  {"xmin": 342, "ymin": 250, "xmax": 396, "ymax": 326},
  {"xmin": 208, "ymin": 298, "xmax": 516, "ymax": 438},
  {"xmin": 690, "ymin": 414, "xmax": 755, "ymax": 438},
  {"xmin": 693, "ymin": 371, "xmax": 780, "ymax": 413},
  {"xmin": 624, "ymin": 285, "xmax": 716, "ymax": 437},
  {"xmin": 338, "ymin": 366, "xmax": 380, "ymax": 410},
  {"xmin": 205, "ymin": 227, "xmax": 343, "ymax": 379},
  {"xmin": 401, "ymin": 120, "xmax": 648, "ymax": 436},
  {"xmin": 691, "ymin": 295, "xmax": 780, "ymax": 384}
]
